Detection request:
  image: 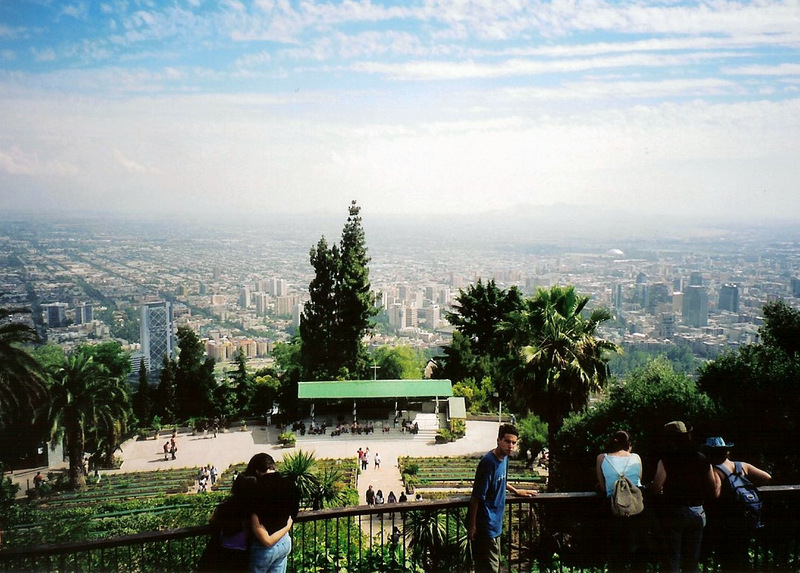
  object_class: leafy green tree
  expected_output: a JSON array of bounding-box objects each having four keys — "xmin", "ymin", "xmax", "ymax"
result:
[
  {"xmin": 451, "ymin": 376, "xmax": 494, "ymax": 414},
  {"xmin": 81, "ymin": 341, "xmax": 131, "ymax": 380},
  {"xmin": 0, "ymin": 307, "xmax": 47, "ymax": 428},
  {"xmin": 299, "ymin": 237, "xmax": 339, "ymax": 380},
  {"xmin": 251, "ymin": 372, "xmax": 281, "ymax": 418},
  {"xmin": 446, "ymin": 279, "xmax": 522, "ymax": 358},
  {"xmin": 554, "ymin": 357, "xmax": 716, "ymax": 491},
  {"xmin": 132, "ymin": 358, "xmax": 153, "ymax": 428},
  {"xmin": 299, "ymin": 201, "xmax": 376, "ymax": 381},
  {"xmin": 272, "ymin": 339, "xmax": 302, "ymax": 418},
  {"xmin": 41, "ymin": 348, "xmax": 131, "ymax": 488},
  {"xmin": 174, "ymin": 326, "xmax": 216, "ymax": 420},
  {"xmin": 439, "ymin": 280, "xmax": 522, "ymax": 389},
  {"xmin": 155, "ymin": 355, "xmax": 177, "ymax": 424},
  {"xmin": 516, "ymin": 413, "xmax": 548, "ymax": 459},
  {"xmin": 760, "ymin": 299, "xmax": 800, "ymax": 355},
  {"xmin": 698, "ymin": 300, "xmax": 800, "ymax": 481},
  {"xmin": 334, "ymin": 201, "xmax": 377, "ymax": 377},
  {"xmin": 372, "ymin": 345, "xmax": 425, "ymax": 379},
  {"xmin": 230, "ymin": 348, "xmax": 255, "ymax": 413},
  {"xmin": 501, "ymin": 285, "xmax": 618, "ymax": 489}
]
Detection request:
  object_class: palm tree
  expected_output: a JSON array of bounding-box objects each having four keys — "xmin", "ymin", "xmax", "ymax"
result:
[
  {"xmin": 280, "ymin": 449, "xmax": 320, "ymax": 508},
  {"xmin": 41, "ymin": 349, "xmax": 131, "ymax": 489},
  {"xmin": 0, "ymin": 307, "xmax": 46, "ymax": 428},
  {"xmin": 500, "ymin": 285, "xmax": 618, "ymax": 488},
  {"xmin": 404, "ymin": 508, "xmax": 448, "ymax": 571}
]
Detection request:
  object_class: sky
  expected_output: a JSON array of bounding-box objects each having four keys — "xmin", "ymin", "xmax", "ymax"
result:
[{"xmin": 1, "ymin": 0, "xmax": 799, "ymax": 223}]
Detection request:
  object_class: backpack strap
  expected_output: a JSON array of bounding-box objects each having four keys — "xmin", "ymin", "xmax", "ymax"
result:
[
  {"xmin": 715, "ymin": 463, "xmax": 732, "ymax": 478},
  {"xmin": 733, "ymin": 461, "xmax": 744, "ymax": 475}
]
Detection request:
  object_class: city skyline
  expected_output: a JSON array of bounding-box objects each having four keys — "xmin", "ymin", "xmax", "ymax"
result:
[{"xmin": 1, "ymin": 1, "xmax": 799, "ymax": 223}]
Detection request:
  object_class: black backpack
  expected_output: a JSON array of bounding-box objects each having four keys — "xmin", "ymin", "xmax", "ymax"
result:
[{"xmin": 716, "ymin": 461, "xmax": 763, "ymax": 530}]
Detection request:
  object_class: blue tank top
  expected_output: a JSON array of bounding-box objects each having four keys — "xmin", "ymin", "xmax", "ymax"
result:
[{"xmin": 602, "ymin": 453, "xmax": 642, "ymax": 497}]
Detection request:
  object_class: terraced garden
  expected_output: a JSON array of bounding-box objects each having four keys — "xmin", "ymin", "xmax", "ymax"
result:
[
  {"xmin": 34, "ymin": 467, "xmax": 200, "ymax": 509},
  {"xmin": 399, "ymin": 455, "xmax": 544, "ymax": 493},
  {"xmin": 213, "ymin": 457, "xmax": 359, "ymax": 493}
]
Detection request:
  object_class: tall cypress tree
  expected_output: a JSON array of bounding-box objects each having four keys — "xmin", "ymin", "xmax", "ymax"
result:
[
  {"xmin": 132, "ymin": 358, "xmax": 153, "ymax": 427},
  {"xmin": 335, "ymin": 201, "xmax": 376, "ymax": 377},
  {"xmin": 299, "ymin": 201, "xmax": 376, "ymax": 381}
]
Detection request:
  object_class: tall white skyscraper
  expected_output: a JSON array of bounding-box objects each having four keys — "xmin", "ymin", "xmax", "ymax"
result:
[{"xmin": 140, "ymin": 301, "xmax": 174, "ymax": 372}]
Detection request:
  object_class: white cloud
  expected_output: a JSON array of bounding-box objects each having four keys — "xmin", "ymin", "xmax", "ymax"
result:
[{"xmin": 724, "ymin": 63, "xmax": 800, "ymax": 76}]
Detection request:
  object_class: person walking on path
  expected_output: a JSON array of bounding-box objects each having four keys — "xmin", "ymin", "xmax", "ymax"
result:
[
  {"xmin": 374, "ymin": 452, "xmax": 381, "ymax": 469},
  {"xmin": 365, "ymin": 485, "xmax": 375, "ymax": 506},
  {"xmin": 468, "ymin": 423, "xmax": 537, "ymax": 573}
]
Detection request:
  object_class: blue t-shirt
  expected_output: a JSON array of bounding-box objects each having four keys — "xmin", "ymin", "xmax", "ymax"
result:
[
  {"xmin": 471, "ymin": 450, "xmax": 507, "ymax": 539},
  {"xmin": 601, "ymin": 453, "xmax": 642, "ymax": 497}
]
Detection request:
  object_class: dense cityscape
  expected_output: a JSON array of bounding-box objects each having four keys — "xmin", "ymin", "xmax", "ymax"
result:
[{"xmin": 3, "ymin": 212, "xmax": 799, "ymax": 376}]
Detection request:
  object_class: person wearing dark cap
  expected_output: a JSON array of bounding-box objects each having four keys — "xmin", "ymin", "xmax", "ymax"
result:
[
  {"xmin": 702, "ymin": 436, "xmax": 771, "ymax": 571},
  {"xmin": 652, "ymin": 421, "xmax": 721, "ymax": 573}
]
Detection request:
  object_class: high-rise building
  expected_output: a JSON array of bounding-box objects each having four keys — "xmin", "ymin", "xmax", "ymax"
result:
[
  {"xmin": 689, "ymin": 271, "xmax": 704, "ymax": 286},
  {"xmin": 718, "ymin": 283, "xmax": 740, "ymax": 312},
  {"xmin": 791, "ymin": 277, "xmax": 800, "ymax": 298},
  {"xmin": 682, "ymin": 285, "xmax": 708, "ymax": 328},
  {"xmin": 658, "ymin": 313, "xmax": 676, "ymax": 339},
  {"xmin": 239, "ymin": 286, "xmax": 251, "ymax": 309},
  {"xmin": 43, "ymin": 302, "xmax": 68, "ymax": 327},
  {"xmin": 74, "ymin": 303, "xmax": 93, "ymax": 325},
  {"xmin": 255, "ymin": 293, "xmax": 270, "ymax": 316},
  {"xmin": 425, "ymin": 304, "xmax": 441, "ymax": 330},
  {"xmin": 140, "ymin": 301, "xmax": 174, "ymax": 373},
  {"xmin": 274, "ymin": 294, "xmax": 300, "ymax": 316}
]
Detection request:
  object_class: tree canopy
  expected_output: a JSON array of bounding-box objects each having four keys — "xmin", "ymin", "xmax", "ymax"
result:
[{"xmin": 296, "ymin": 201, "xmax": 376, "ymax": 382}]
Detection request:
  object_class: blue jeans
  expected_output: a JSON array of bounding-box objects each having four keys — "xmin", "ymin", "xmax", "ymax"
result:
[
  {"xmin": 662, "ymin": 505, "xmax": 706, "ymax": 573},
  {"xmin": 250, "ymin": 533, "xmax": 291, "ymax": 573}
]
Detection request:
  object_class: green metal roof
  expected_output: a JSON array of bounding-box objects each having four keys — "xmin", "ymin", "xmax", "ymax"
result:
[{"xmin": 298, "ymin": 379, "xmax": 453, "ymax": 400}]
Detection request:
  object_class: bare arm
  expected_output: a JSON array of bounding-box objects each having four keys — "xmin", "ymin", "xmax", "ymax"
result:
[
  {"xmin": 743, "ymin": 463, "xmax": 772, "ymax": 486},
  {"xmin": 707, "ymin": 464, "xmax": 722, "ymax": 499},
  {"xmin": 652, "ymin": 460, "xmax": 666, "ymax": 495},
  {"xmin": 507, "ymin": 482, "xmax": 538, "ymax": 497},
  {"xmin": 250, "ymin": 514, "xmax": 292, "ymax": 548},
  {"xmin": 468, "ymin": 497, "xmax": 479, "ymax": 541},
  {"xmin": 595, "ymin": 454, "xmax": 606, "ymax": 494}
]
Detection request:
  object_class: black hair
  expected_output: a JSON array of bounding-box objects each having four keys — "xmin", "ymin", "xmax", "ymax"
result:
[
  {"xmin": 498, "ymin": 423, "xmax": 519, "ymax": 440},
  {"xmin": 607, "ymin": 430, "xmax": 632, "ymax": 452},
  {"xmin": 246, "ymin": 452, "xmax": 276, "ymax": 475}
]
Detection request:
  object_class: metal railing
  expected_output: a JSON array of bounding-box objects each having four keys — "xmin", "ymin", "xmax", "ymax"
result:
[{"xmin": 1, "ymin": 486, "xmax": 798, "ymax": 572}]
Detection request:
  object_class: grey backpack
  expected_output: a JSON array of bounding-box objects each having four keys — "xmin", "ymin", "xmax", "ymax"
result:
[{"xmin": 609, "ymin": 455, "xmax": 644, "ymax": 517}]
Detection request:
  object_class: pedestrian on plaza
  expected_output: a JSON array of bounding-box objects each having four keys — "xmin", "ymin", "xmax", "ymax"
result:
[
  {"xmin": 387, "ymin": 491, "xmax": 397, "ymax": 504},
  {"xmin": 170, "ymin": 437, "xmax": 177, "ymax": 460},
  {"xmin": 366, "ymin": 485, "xmax": 375, "ymax": 506},
  {"xmin": 374, "ymin": 452, "xmax": 381, "ymax": 469},
  {"xmin": 398, "ymin": 492, "xmax": 408, "ymax": 503},
  {"xmin": 163, "ymin": 441, "xmax": 170, "ymax": 461},
  {"xmin": 468, "ymin": 423, "xmax": 537, "ymax": 573},
  {"xmin": 375, "ymin": 489, "xmax": 385, "ymax": 505}
]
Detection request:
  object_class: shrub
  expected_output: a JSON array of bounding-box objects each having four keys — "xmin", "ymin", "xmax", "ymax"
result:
[{"xmin": 278, "ymin": 431, "xmax": 297, "ymax": 447}]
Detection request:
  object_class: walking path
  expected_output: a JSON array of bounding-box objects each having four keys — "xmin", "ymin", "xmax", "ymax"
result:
[{"xmin": 11, "ymin": 421, "xmax": 502, "ymax": 537}]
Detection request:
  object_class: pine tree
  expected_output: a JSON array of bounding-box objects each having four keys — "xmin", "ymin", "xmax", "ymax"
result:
[
  {"xmin": 335, "ymin": 201, "xmax": 377, "ymax": 377},
  {"xmin": 174, "ymin": 326, "xmax": 216, "ymax": 420},
  {"xmin": 298, "ymin": 201, "xmax": 376, "ymax": 381},
  {"xmin": 132, "ymin": 358, "xmax": 153, "ymax": 427}
]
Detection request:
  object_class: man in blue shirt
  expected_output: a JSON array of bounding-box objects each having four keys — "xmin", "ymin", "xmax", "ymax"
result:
[{"xmin": 469, "ymin": 423, "xmax": 537, "ymax": 573}]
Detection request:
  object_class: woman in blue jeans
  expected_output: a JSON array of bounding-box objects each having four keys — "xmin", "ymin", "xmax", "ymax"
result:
[
  {"xmin": 652, "ymin": 421, "xmax": 720, "ymax": 573},
  {"xmin": 249, "ymin": 515, "xmax": 293, "ymax": 573},
  {"xmin": 243, "ymin": 453, "xmax": 300, "ymax": 573}
]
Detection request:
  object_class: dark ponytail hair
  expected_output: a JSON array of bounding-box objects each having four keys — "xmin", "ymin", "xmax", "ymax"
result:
[{"xmin": 608, "ymin": 430, "xmax": 631, "ymax": 452}]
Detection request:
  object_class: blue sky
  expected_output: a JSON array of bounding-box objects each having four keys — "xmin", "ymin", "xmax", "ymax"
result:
[{"xmin": 1, "ymin": 0, "xmax": 799, "ymax": 222}]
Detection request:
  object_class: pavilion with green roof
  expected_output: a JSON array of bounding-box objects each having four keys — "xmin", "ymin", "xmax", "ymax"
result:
[{"xmin": 297, "ymin": 379, "xmax": 454, "ymax": 427}]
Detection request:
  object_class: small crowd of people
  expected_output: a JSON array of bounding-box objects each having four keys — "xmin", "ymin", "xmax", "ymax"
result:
[
  {"xmin": 593, "ymin": 422, "xmax": 771, "ymax": 573},
  {"xmin": 356, "ymin": 447, "xmax": 380, "ymax": 470},
  {"xmin": 197, "ymin": 464, "xmax": 219, "ymax": 493},
  {"xmin": 162, "ymin": 437, "xmax": 178, "ymax": 461},
  {"xmin": 400, "ymin": 420, "xmax": 419, "ymax": 434}
]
